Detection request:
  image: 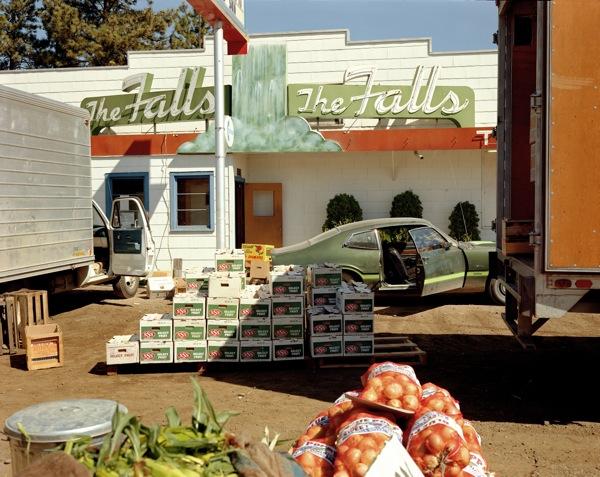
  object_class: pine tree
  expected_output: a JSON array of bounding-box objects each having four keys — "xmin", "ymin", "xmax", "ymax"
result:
[
  {"xmin": 168, "ymin": 2, "xmax": 210, "ymax": 50},
  {"xmin": 0, "ymin": 0, "xmax": 38, "ymax": 70}
]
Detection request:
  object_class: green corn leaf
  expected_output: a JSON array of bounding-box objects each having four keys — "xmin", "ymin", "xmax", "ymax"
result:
[{"xmin": 165, "ymin": 407, "xmax": 182, "ymax": 427}]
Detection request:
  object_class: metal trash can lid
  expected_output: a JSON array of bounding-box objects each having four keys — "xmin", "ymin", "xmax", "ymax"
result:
[{"xmin": 3, "ymin": 399, "xmax": 127, "ymax": 443}]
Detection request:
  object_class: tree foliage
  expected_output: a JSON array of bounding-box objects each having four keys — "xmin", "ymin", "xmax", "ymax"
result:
[
  {"xmin": 0, "ymin": 0, "xmax": 209, "ymax": 69},
  {"xmin": 390, "ymin": 190, "xmax": 423, "ymax": 218},
  {"xmin": 448, "ymin": 201, "xmax": 481, "ymax": 241},
  {"xmin": 322, "ymin": 194, "xmax": 363, "ymax": 231}
]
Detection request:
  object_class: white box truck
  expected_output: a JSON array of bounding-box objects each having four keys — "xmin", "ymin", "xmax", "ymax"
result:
[{"xmin": 0, "ymin": 84, "xmax": 154, "ymax": 297}]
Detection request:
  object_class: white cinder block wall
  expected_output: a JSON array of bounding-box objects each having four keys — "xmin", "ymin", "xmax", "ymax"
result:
[{"xmin": 238, "ymin": 149, "xmax": 497, "ymax": 246}]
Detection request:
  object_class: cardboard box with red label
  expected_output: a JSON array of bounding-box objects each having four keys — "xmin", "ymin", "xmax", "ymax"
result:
[{"xmin": 139, "ymin": 313, "xmax": 172, "ymax": 341}]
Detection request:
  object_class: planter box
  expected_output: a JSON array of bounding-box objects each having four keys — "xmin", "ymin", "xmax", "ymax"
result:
[
  {"xmin": 206, "ymin": 297, "xmax": 239, "ymax": 320},
  {"xmin": 271, "ymin": 296, "xmax": 304, "ymax": 319},
  {"xmin": 343, "ymin": 334, "xmax": 375, "ymax": 356},
  {"xmin": 239, "ymin": 298, "xmax": 271, "ymax": 319},
  {"xmin": 343, "ymin": 314, "xmax": 374, "ymax": 334},
  {"xmin": 239, "ymin": 319, "xmax": 272, "ymax": 340},
  {"xmin": 240, "ymin": 340, "xmax": 272, "ymax": 362},
  {"xmin": 309, "ymin": 335, "xmax": 343, "ymax": 358},
  {"xmin": 270, "ymin": 273, "xmax": 304, "ymax": 296},
  {"xmin": 173, "ymin": 319, "xmax": 206, "ymax": 341},
  {"xmin": 106, "ymin": 334, "xmax": 139, "ymax": 365},
  {"xmin": 139, "ymin": 340, "xmax": 173, "ymax": 364},
  {"xmin": 215, "ymin": 249, "xmax": 245, "ymax": 272},
  {"xmin": 336, "ymin": 290, "xmax": 374, "ymax": 314},
  {"xmin": 173, "ymin": 294, "xmax": 205, "ymax": 318},
  {"xmin": 206, "ymin": 320, "xmax": 239, "ymax": 340},
  {"xmin": 207, "ymin": 340, "xmax": 239, "ymax": 362},
  {"xmin": 310, "ymin": 287, "xmax": 339, "ymax": 306},
  {"xmin": 174, "ymin": 340, "xmax": 207, "ymax": 363},
  {"xmin": 139, "ymin": 313, "xmax": 172, "ymax": 341},
  {"xmin": 308, "ymin": 313, "xmax": 343, "ymax": 336},
  {"xmin": 272, "ymin": 318, "xmax": 304, "ymax": 340},
  {"xmin": 309, "ymin": 265, "xmax": 342, "ymax": 287},
  {"xmin": 272, "ymin": 339, "xmax": 304, "ymax": 361}
]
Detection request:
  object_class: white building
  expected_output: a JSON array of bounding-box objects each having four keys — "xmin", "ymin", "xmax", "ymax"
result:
[{"xmin": 0, "ymin": 30, "xmax": 498, "ymax": 270}]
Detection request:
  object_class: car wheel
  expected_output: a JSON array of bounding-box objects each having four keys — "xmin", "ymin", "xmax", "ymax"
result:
[
  {"xmin": 112, "ymin": 276, "xmax": 139, "ymax": 299},
  {"xmin": 486, "ymin": 278, "xmax": 506, "ymax": 305},
  {"xmin": 342, "ymin": 270, "xmax": 361, "ymax": 284}
]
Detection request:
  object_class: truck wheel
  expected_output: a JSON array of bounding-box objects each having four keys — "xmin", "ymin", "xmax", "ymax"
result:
[
  {"xmin": 112, "ymin": 276, "xmax": 139, "ymax": 299},
  {"xmin": 486, "ymin": 278, "xmax": 506, "ymax": 305}
]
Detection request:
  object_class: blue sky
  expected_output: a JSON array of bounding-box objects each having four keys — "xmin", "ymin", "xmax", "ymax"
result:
[{"xmin": 154, "ymin": 0, "xmax": 498, "ymax": 52}]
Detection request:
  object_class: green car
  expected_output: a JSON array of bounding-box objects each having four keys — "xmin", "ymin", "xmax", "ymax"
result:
[{"xmin": 271, "ymin": 218, "xmax": 505, "ymax": 304}]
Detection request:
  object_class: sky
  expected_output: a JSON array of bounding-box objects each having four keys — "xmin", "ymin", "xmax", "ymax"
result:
[{"xmin": 154, "ymin": 0, "xmax": 498, "ymax": 52}]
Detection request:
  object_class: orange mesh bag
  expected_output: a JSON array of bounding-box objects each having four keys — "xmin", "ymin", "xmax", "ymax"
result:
[{"xmin": 358, "ymin": 362, "xmax": 422, "ymax": 412}]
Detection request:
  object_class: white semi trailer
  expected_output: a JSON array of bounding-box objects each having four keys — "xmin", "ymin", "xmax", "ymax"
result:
[{"xmin": 0, "ymin": 84, "xmax": 154, "ymax": 297}]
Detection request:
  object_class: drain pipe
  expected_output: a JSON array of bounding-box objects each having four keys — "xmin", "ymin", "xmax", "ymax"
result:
[{"xmin": 214, "ymin": 21, "xmax": 226, "ymax": 249}]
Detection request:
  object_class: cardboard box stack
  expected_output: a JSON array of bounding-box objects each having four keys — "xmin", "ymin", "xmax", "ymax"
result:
[
  {"xmin": 139, "ymin": 313, "xmax": 174, "ymax": 364},
  {"xmin": 270, "ymin": 265, "xmax": 305, "ymax": 361},
  {"xmin": 337, "ymin": 282, "xmax": 375, "ymax": 356},
  {"xmin": 239, "ymin": 284, "xmax": 272, "ymax": 362}
]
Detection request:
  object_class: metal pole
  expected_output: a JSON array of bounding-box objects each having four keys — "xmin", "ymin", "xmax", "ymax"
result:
[{"xmin": 214, "ymin": 21, "xmax": 226, "ymax": 249}]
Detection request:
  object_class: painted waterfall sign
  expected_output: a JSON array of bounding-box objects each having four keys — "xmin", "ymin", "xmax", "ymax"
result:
[
  {"xmin": 288, "ymin": 66, "xmax": 475, "ymax": 127},
  {"xmin": 81, "ymin": 67, "xmax": 231, "ymax": 133}
]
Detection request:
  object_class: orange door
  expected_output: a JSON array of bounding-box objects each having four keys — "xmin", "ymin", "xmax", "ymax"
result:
[{"xmin": 244, "ymin": 183, "xmax": 283, "ymax": 247}]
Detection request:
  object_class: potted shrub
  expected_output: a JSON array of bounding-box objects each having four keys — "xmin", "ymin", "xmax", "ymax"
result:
[
  {"xmin": 322, "ymin": 193, "xmax": 363, "ymax": 231},
  {"xmin": 448, "ymin": 201, "xmax": 481, "ymax": 241},
  {"xmin": 390, "ymin": 190, "xmax": 423, "ymax": 218}
]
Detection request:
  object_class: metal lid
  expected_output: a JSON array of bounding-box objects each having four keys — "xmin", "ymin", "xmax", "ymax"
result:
[{"xmin": 3, "ymin": 399, "xmax": 127, "ymax": 443}]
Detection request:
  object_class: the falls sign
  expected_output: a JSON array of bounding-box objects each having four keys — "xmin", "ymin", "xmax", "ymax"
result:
[{"xmin": 81, "ymin": 67, "xmax": 231, "ymax": 133}]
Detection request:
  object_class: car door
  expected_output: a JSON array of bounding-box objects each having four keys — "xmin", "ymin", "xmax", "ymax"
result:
[
  {"xmin": 109, "ymin": 196, "xmax": 155, "ymax": 276},
  {"xmin": 409, "ymin": 226, "xmax": 466, "ymax": 296},
  {"xmin": 341, "ymin": 229, "xmax": 381, "ymax": 279}
]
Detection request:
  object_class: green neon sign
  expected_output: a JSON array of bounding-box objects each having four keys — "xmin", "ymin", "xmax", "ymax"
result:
[
  {"xmin": 81, "ymin": 67, "xmax": 231, "ymax": 134},
  {"xmin": 288, "ymin": 66, "xmax": 475, "ymax": 127}
]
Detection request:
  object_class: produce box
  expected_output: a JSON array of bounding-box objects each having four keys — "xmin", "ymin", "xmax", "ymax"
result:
[
  {"xmin": 139, "ymin": 340, "xmax": 173, "ymax": 364},
  {"xmin": 173, "ymin": 294, "xmax": 205, "ymax": 318},
  {"xmin": 215, "ymin": 249, "xmax": 245, "ymax": 272},
  {"xmin": 207, "ymin": 340, "xmax": 239, "ymax": 362},
  {"xmin": 309, "ymin": 335, "xmax": 343, "ymax": 358},
  {"xmin": 184, "ymin": 273, "xmax": 209, "ymax": 294},
  {"xmin": 139, "ymin": 313, "xmax": 172, "ymax": 341},
  {"xmin": 309, "ymin": 264, "xmax": 342, "ymax": 287},
  {"xmin": 271, "ymin": 296, "xmax": 304, "ymax": 319},
  {"xmin": 206, "ymin": 297, "xmax": 239, "ymax": 319},
  {"xmin": 336, "ymin": 289, "xmax": 374, "ymax": 314},
  {"xmin": 240, "ymin": 340, "xmax": 272, "ymax": 362},
  {"xmin": 272, "ymin": 339, "xmax": 304, "ymax": 361},
  {"xmin": 308, "ymin": 313, "xmax": 343, "ymax": 336},
  {"xmin": 106, "ymin": 334, "xmax": 139, "ymax": 365},
  {"xmin": 270, "ymin": 273, "xmax": 304, "ymax": 296},
  {"xmin": 208, "ymin": 273, "xmax": 243, "ymax": 298},
  {"xmin": 272, "ymin": 318, "xmax": 304, "ymax": 340},
  {"xmin": 365, "ymin": 433, "xmax": 425, "ymax": 477},
  {"xmin": 174, "ymin": 340, "xmax": 207, "ymax": 363},
  {"xmin": 310, "ymin": 287, "xmax": 338, "ymax": 306},
  {"xmin": 239, "ymin": 319, "xmax": 272, "ymax": 340},
  {"xmin": 343, "ymin": 334, "xmax": 375, "ymax": 356},
  {"xmin": 24, "ymin": 324, "xmax": 64, "ymax": 371},
  {"xmin": 239, "ymin": 298, "xmax": 271, "ymax": 319},
  {"xmin": 173, "ymin": 319, "xmax": 206, "ymax": 341},
  {"xmin": 242, "ymin": 243, "xmax": 274, "ymax": 263},
  {"xmin": 206, "ymin": 320, "xmax": 239, "ymax": 340},
  {"xmin": 146, "ymin": 276, "xmax": 175, "ymax": 299},
  {"xmin": 343, "ymin": 313, "xmax": 374, "ymax": 334},
  {"xmin": 249, "ymin": 259, "xmax": 270, "ymax": 280}
]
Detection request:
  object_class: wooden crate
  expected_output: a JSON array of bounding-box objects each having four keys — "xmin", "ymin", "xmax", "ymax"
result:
[
  {"xmin": 501, "ymin": 219, "xmax": 534, "ymax": 255},
  {"xmin": 24, "ymin": 323, "xmax": 64, "ymax": 370},
  {"xmin": 1, "ymin": 295, "xmax": 21, "ymax": 354}
]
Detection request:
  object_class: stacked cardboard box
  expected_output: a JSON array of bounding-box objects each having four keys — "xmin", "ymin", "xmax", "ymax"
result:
[
  {"xmin": 270, "ymin": 265, "xmax": 305, "ymax": 361},
  {"xmin": 139, "ymin": 313, "xmax": 174, "ymax": 363},
  {"xmin": 172, "ymin": 291, "xmax": 207, "ymax": 363},
  {"xmin": 238, "ymin": 284, "xmax": 272, "ymax": 362},
  {"xmin": 337, "ymin": 283, "xmax": 375, "ymax": 356}
]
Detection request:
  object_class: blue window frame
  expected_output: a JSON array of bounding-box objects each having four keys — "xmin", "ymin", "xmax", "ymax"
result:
[
  {"xmin": 105, "ymin": 172, "xmax": 149, "ymax": 216},
  {"xmin": 170, "ymin": 172, "xmax": 214, "ymax": 232}
]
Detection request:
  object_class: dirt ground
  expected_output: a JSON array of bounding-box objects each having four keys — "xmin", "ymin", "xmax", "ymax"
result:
[{"xmin": 1, "ymin": 286, "xmax": 599, "ymax": 477}]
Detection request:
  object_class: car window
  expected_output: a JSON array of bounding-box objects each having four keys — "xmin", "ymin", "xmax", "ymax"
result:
[
  {"xmin": 345, "ymin": 230, "xmax": 379, "ymax": 250},
  {"xmin": 410, "ymin": 227, "xmax": 447, "ymax": 253}
]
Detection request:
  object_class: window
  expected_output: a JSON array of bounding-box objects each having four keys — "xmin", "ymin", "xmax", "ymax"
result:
[
  {"xmin": 345, "ymin": 230, "xmax": 378, "ymax": 250},
  {"xmin": 105, "ymin": 173, "xmax": 148, "ymax": 216},
  {"xmin": 409, "ymin": 227, "xmax": 447, "ymax": 253},
  {"xmin": 170, "ymin": 172, "xmax": 214, "ymax": 231}
]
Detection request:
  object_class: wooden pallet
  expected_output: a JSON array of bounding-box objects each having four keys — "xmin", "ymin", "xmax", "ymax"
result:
[{"xmin": 315, "ymin": 334, "xmax": 427, "ymax": 369}]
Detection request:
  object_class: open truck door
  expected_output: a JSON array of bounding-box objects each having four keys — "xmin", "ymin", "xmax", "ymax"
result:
[
  {"xmin": 409, "ymin": 226, "xmax": 466, "ymax": 296},
  {"xmin": 109, "ymin": 197, "xmax": 155, "ymax": 276}
]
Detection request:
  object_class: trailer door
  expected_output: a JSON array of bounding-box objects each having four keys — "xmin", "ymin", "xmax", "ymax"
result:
[{"xmin": 109, "ymin": 197, "xmax": 155, "ymax": 276}]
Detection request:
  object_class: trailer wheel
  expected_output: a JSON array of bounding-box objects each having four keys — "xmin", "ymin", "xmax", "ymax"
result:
[
  {"xmin": 486, "ymin": 278, "xmax": 506, "ymax": 305},
  {"xmin": 112, "ymin": 276, "xmax": 139, "ymax": 299}
]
